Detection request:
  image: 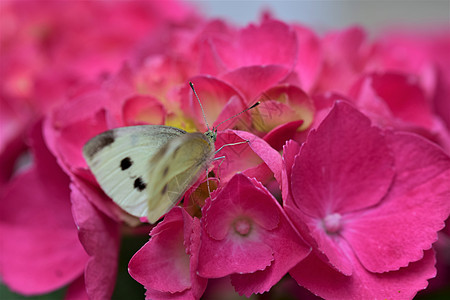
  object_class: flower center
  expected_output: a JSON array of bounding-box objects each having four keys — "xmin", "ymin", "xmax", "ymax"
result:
[
  {"xmin": 323, "ymin": 213, "xmax": 342, "ymax": 234},
  {"xmin": 233, "ymin": 218, "xmax": 252, "ymax": 236}
]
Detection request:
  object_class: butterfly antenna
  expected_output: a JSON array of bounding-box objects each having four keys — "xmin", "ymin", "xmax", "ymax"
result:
[
  {"xmin": 189, "ymin": 82, "xmax": 210, "ymax": 131},
  {"xmin": 214, "ymin": 101, "xmax": 260, "ymax": 130}
]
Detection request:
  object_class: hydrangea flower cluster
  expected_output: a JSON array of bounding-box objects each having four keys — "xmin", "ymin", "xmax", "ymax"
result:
[{"xmin": 1, "ymin": 1, "xmax": 449, "ymax": 299}]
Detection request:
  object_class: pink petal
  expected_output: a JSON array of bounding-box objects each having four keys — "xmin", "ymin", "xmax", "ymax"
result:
[
  {"xmin": 129, "ymin": 208, "xmax": 207, "ymax": 299},
  {"xmin": 264, "ymin": 120, "xmax": 304, "ymax": 151},
  {"xmin": 182, "ymin": 76, "xmax": 245, "ymax": 132},
  {"xmin": 288, "ymin": 102, "xmax": 396, "ymax": 275},
  {"xmin": 258, "ymin": 84, "xmax": 315, "ymax": 132},
  {"xmin": 214, "ymin": 130, "xmax": 282, "ymax": 185},
  {"xmin": 230, "ymin": 183, "xmax": 310, "ymax": 296},
  {"xmin": 198, "ymin": 231, "xmax": 274, "ymax": 278},
  {"xmin": 290, "ymin": 249, "xmax": 436, "ymax": 300},
  {"xmin": 293, "ymin": 24, "xmax": 323, "ymax": 92},
  {"xmin": 232, "ymin": 130, "xmax": 282, "ymax": 184},
  {"xmin": 281, "ymin": 139, "xmax": 300, "ymax": 203},
  {"xmin": 129, "ymin": 209, "xmax": 191, "ymax": 293},
  {"xmin": 351, "ymin": 72, "xmax": 434, "ymax": 128},
  {"xmin": 0, "ymin": 123, "xmax": 88, "ymax": 294},
  {"xmin": 343, "ymin": 132, "xmax": 450, "ymax": 272},
  {"xmin": 316, "ymin": 26, "xmax": 370, "ymax": 93},
  {"xmin": 122, "ymin": 95, "xmax": 166, "ymax": 126},
  {"xmin": 285, "ymin": 205, "xmax": 354, "ymax": 276},
  {"xmin": 71, "ymin": 184, "xmax": 120, "ymax": 299},
  {"xmin": 197, "ymin": 20, "xmax": 238, "ymax": 75},
  {"xmin": 199, "ymin": 175, "xmax": 279, "ymax": 278},
  {"xmin": 221, "ymin": 65, "xmax": 291, "ymax": 103},
  {"xmin": 291, "ymin": 101, "xmax": 395, "ymax": 216},
  {"xmin": 215, "ymin": 19, "xmax": 297, "ymax": 70},
  {"xmin": 65, "ymin": 276, "xmax": 89, "ymax": 300},
  {"xmin": 199, "ymin": 174, "xmax": 310, "ymax": 289},
  {"xmin": 204, "ymin": 175, "xmax": 280, "ymax": 240}
]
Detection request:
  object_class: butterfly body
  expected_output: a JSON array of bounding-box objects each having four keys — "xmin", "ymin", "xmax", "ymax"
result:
[{"xmin": 83, "ymin": 125, "xmax": 216, "ymax": 223}]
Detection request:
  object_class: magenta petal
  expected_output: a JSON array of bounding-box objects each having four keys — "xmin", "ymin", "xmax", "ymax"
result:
[
  {"xmin": 221, "ymin": 65, "xmax": 291, "ymax": 102},
  {"xmin": 344, "ymin": 132, "xmax": 450, "ymax": 273},
  {"xmin": 264, "ymin": 120, "xmax": 304, "ymax": 151},
  {"xmin": 71, "ymin": 184, "xmax": 120, "ymax": 299},
  {"xmin": 215, "ymin": 19, "xmax": 297, "ymax": 70},
  {"xmin": 0, "ymin": 123, "xmax": 88, "ymax": 295},
  {"xmin": 122, "ymin": 95, "xmax": 166, "ymax": 126},
  {"xmin": 214, "ymin": 130, "xmax": 282, "ymax": 185},
  {"xmin": 230, "ymin": 201, "xmax": 310, "ymax": 296},
  {"xmin": 291, "ymin": 101, "xmax": 395, "ymax": 216},
  {"xmin": 288, "ymin": 102, "xmax": 396, "ymax": 275},
  {"xmin": 354, "ymin": 72, "xmax": 434, "ymax": 128},
  {"xmin": 281, "ymin": 140, "xmax": 300, "ymax": 204},
  {"xmin": 129, "ymin": 208, "xmax": 207, "ymax": 299},
  {"xmin": 198, "ymin": 231, "xmax": 274, "ymax": 278},
  {"xmin": 233, "ymin": 130, "xmax": 282, "ymax": 184},
  {"xmin": 293, "ymin": 24, "xmax": 322, "ymax": 92},
  {"xmin": 65, "ymin": 276, "xmax": 89, "ymax": 300},
  {"xmin": 204, "ymin": 175, "xmax": 279, "ymax": 240},
  {"xmin": 129, "ymin": 209, "xmax": 191, "ymax": 293},
  {"xmin": 183, "ymin": 76, "xmax": 245, "ymax": 132},
  {"xmin": 199, "ymin": 174, "xmax": 286, "ymax": 278},
  {"xmin": 290, "ymin": 249, "xmax": 436, "ymax": 300},
  {"xmin": 285, "ymin": 205, "xmax": 354, "ymax": 276}
]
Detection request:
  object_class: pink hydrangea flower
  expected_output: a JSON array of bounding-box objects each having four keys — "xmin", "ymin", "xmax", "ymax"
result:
[
  {"xmin": 3, "ymin": 3, "xmax": 450, "ymax": 298},
  {"xmin": 198, "ymin": 173, "xmax": 310, "ymax": 296},
  {"xmin": 284, "ymin": 101, "xmax": 450, "ymax": 299}
]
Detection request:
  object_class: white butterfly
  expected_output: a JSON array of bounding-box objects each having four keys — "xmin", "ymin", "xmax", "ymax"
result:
[{"xmin": 83, "ymin": 82, "xmax": 257, "ymax": 223}]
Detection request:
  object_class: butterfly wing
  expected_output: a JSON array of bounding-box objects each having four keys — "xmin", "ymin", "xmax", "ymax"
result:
[
  {"xmin": 145, "ymin": 132, "xmax": 215, "ymax": 223},
  {"xmin": 83, "ymin": 125, "xmax": 186, "ymax": 218}
]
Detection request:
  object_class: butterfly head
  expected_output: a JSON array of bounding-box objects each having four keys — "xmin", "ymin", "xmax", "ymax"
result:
[{"xmin": 204, "ymin": 128, "xmax": 217, "ymax": 143}]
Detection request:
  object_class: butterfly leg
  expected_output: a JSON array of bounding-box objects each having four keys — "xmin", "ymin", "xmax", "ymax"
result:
[
  {"xmin": 205, "ymin": 155, "xmax": 226, "ymax": 197},
  {"xmin": 211, "ymin": 155, "xmax": 226, "ymax": 183},
  {"xmin": 214, "ymin": 140, "xmax": 249, "ymax": 154}
]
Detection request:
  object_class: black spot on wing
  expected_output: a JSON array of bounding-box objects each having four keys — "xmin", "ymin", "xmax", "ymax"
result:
[
  {"xmin": 134, "ymin": 177, "xmax": 147, "ymax": 191},
  {"xmin": 163, "ymin": 166, "xmax": 169, "ymax": 177},
  {"xmin": 161, "ymin": 184, "xmax": 168, "ymax": 195},
  {"xmin": 84, "ymin": 130, "xmax": 116, "ymax": 158},
  {"xmin": 120, "ymin": 157, "xmax": 133, "ymax": 170}
]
